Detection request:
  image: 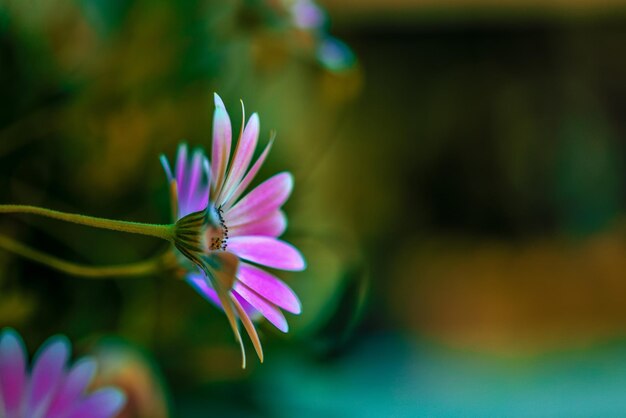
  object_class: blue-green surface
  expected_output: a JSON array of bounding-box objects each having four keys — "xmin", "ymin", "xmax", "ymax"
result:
[{"xmin": 257, "ymin": 334, "xmax": 626, "ymax": 417}]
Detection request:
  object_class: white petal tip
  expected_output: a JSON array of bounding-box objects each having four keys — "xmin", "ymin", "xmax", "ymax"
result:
[
  {"xmin": 159, "ymin": 154, "xmax": 173, "ymax": 181},
  {"xmin": 291, "ymin": 302, "xmax": 303, "ymax": 315},
  {"xmin": 0, "ymin": 328, "xmax": 24, "ymax": 353},
  {"xmin": 74, "ymin": 356, "xmax": 98, "ymax": 377},
  {"xmin": 291, "ymin": 252, "xmax": 307, "ymax": 271},
  {"xmin": 100, "ymin": 388, "xmax": 127, "ymax": 413},
  {"xmin": 214, "ymin": 92, "xmax": 225, "ymax": 108},
  {"xmin": 44, "ymin": 336, "xmax": 72, "ymax": 357},
  {"xmin": 275, "ymin": 172, "xmax": 294, "ymax": 195},
  {"xmin": 284, "ymin": 171, "xmax": 294, "ymax": 184}
]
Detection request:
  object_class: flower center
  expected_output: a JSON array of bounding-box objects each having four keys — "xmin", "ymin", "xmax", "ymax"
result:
[{"xmin": 206, "ymin": 206, "xmax": 229, "ymax": 251}]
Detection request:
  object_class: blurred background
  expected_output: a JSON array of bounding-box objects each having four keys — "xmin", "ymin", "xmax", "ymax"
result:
[{"xmin": 2, "ymin": 0, "xmax": 626, "ymax": 416}]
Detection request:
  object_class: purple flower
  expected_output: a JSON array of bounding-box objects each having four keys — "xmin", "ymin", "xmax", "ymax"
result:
[
  {"xmin": 0, "ymin": 328, "xmax": 126, "ymax": 418},
  {"xmin": 162, "ymin": 94, "xmax": 305, "ymax": 363},
  {"xmin": 290, "ymin": 0, "xmax": 326, "ymax": 30}
]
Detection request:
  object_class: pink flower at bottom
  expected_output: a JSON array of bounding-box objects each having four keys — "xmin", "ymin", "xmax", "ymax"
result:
[{"xmin": 0, "ymin": 328, "xmax": 126, "ymax": 418}]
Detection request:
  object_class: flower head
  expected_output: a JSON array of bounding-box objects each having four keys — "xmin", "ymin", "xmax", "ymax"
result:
[
  {"xmin": 162, "ymin": 94, "xmax": 305, "ymax": 366},
  {"xmin": 290, "ymin": 0, "xmax": 326, "ymax": 30},
  {"xmin": 0, "ymin": 328, "xmax": 126, "ymax": 418}
]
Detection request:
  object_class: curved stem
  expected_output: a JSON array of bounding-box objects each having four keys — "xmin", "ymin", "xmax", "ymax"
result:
[
  {"xmin": 0, "ymin": 205, "xmax": 175, "ymax": 241},
  {"xmin": 0, "ymin": 234, "xmax": 176, "ymax": 278}
]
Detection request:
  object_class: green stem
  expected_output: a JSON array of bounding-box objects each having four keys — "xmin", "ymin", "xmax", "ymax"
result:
[
  {"xmin": 0, "ymin": 233, "xmax": 175, "ymax": 278},
  {"xmin": 0, "ymin": 204, "xmax": 175, "ymax": 241}
]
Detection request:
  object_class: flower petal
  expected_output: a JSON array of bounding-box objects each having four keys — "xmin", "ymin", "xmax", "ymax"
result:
[
  {"xmin": 181, "ymin": 158, "xmax": 212, "ymax": 218},
  {"xmin": 233, "ymin": 292, "xmax": 259, "ymax": 318},
  {"xmin": 234, "ymin": 284, "xmax": 289, "ymax": 332},
  {"xmin": 26, "ymin": 336, "xmax": 71, "ymax": 418},
  {"xmin": 225, "ymin": 172, "xmax": 293, "ymax": 226},
  {"xmin": 237, "ymin": 262, "xmax": 301, "ymax": 314},
  {"xmin": 229, "ymin": 210, "xmax": 287, "ymax": 237},
  {"xmin": 169, "ymin": 144, "xmax": 211, "ymax": 219},
  {"xmin": 219, "ymin": 113, "xmax": 260, "ymax": 204},
  {"xmin": 183, "ymin": 187, "xmax": 211, "ymax": 218},
  {"xmin": 231, "ymin": 294, "xmax": 264, "ymax": 363},
  {"xmin": 180, "ymin": 154, "xmax": 211, "ymax": 218},
  {"xmin": 0, "ymin": 329, "xmax": 27, "ymax": 418},
  {"xmin": 180, "ymin": 149, "xmax": 204, "ymax": 213},
  {"xmin": 209, "ymin": 280, "xmax": 247, "ymax": 368},
  {"xmin": 205, "ymin": 251, "xmax": 238, "ymax": 289},
  {"xmin": 211, "ymin": 93, "xmax": 232, "ymax": 197},
  {"xmin": 222, "ymin": 138, "xmax": 273, "ymax": 210},
  {"xmin": 227, "ymin": 236, "xmax": 306, "ymax": 271},
  {"xmin": 65, "ymin": 388, "xmax": 126, "ymax": 418},
  {"xmin": 159, "ymin": 154, "xmax": 173, "ymax": 183},
  {"xmin": 47, "ymin": 358, "xmax": 97, "ymax": 418},
  {"xmin": 202, "ymin": 252, "xmax": 248, "ymax": 368},
  {"xmin": 187, "ymin": 273, "xmax": 258, "ymax": 318},
  {"xmin": 175, "ymin": 143, "xmax": 188, "ymax": 195},
  {"xmin": 187, "ymin": 272, "xmax": 221, "ymax": 307}
]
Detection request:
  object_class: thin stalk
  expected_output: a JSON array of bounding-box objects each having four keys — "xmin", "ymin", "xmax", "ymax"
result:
[
  {"xmin": 0, "ymin": 234, "xmax": 175, "ymax": 278},
  {"xmin": 0, "ymin": 205, "xmax": 175, "ymax": 241}
]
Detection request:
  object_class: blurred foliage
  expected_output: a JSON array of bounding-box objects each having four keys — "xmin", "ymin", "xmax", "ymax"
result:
[{"xmin": 3, "ymin": 0, "xmax": 626, "ymax": 416}]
